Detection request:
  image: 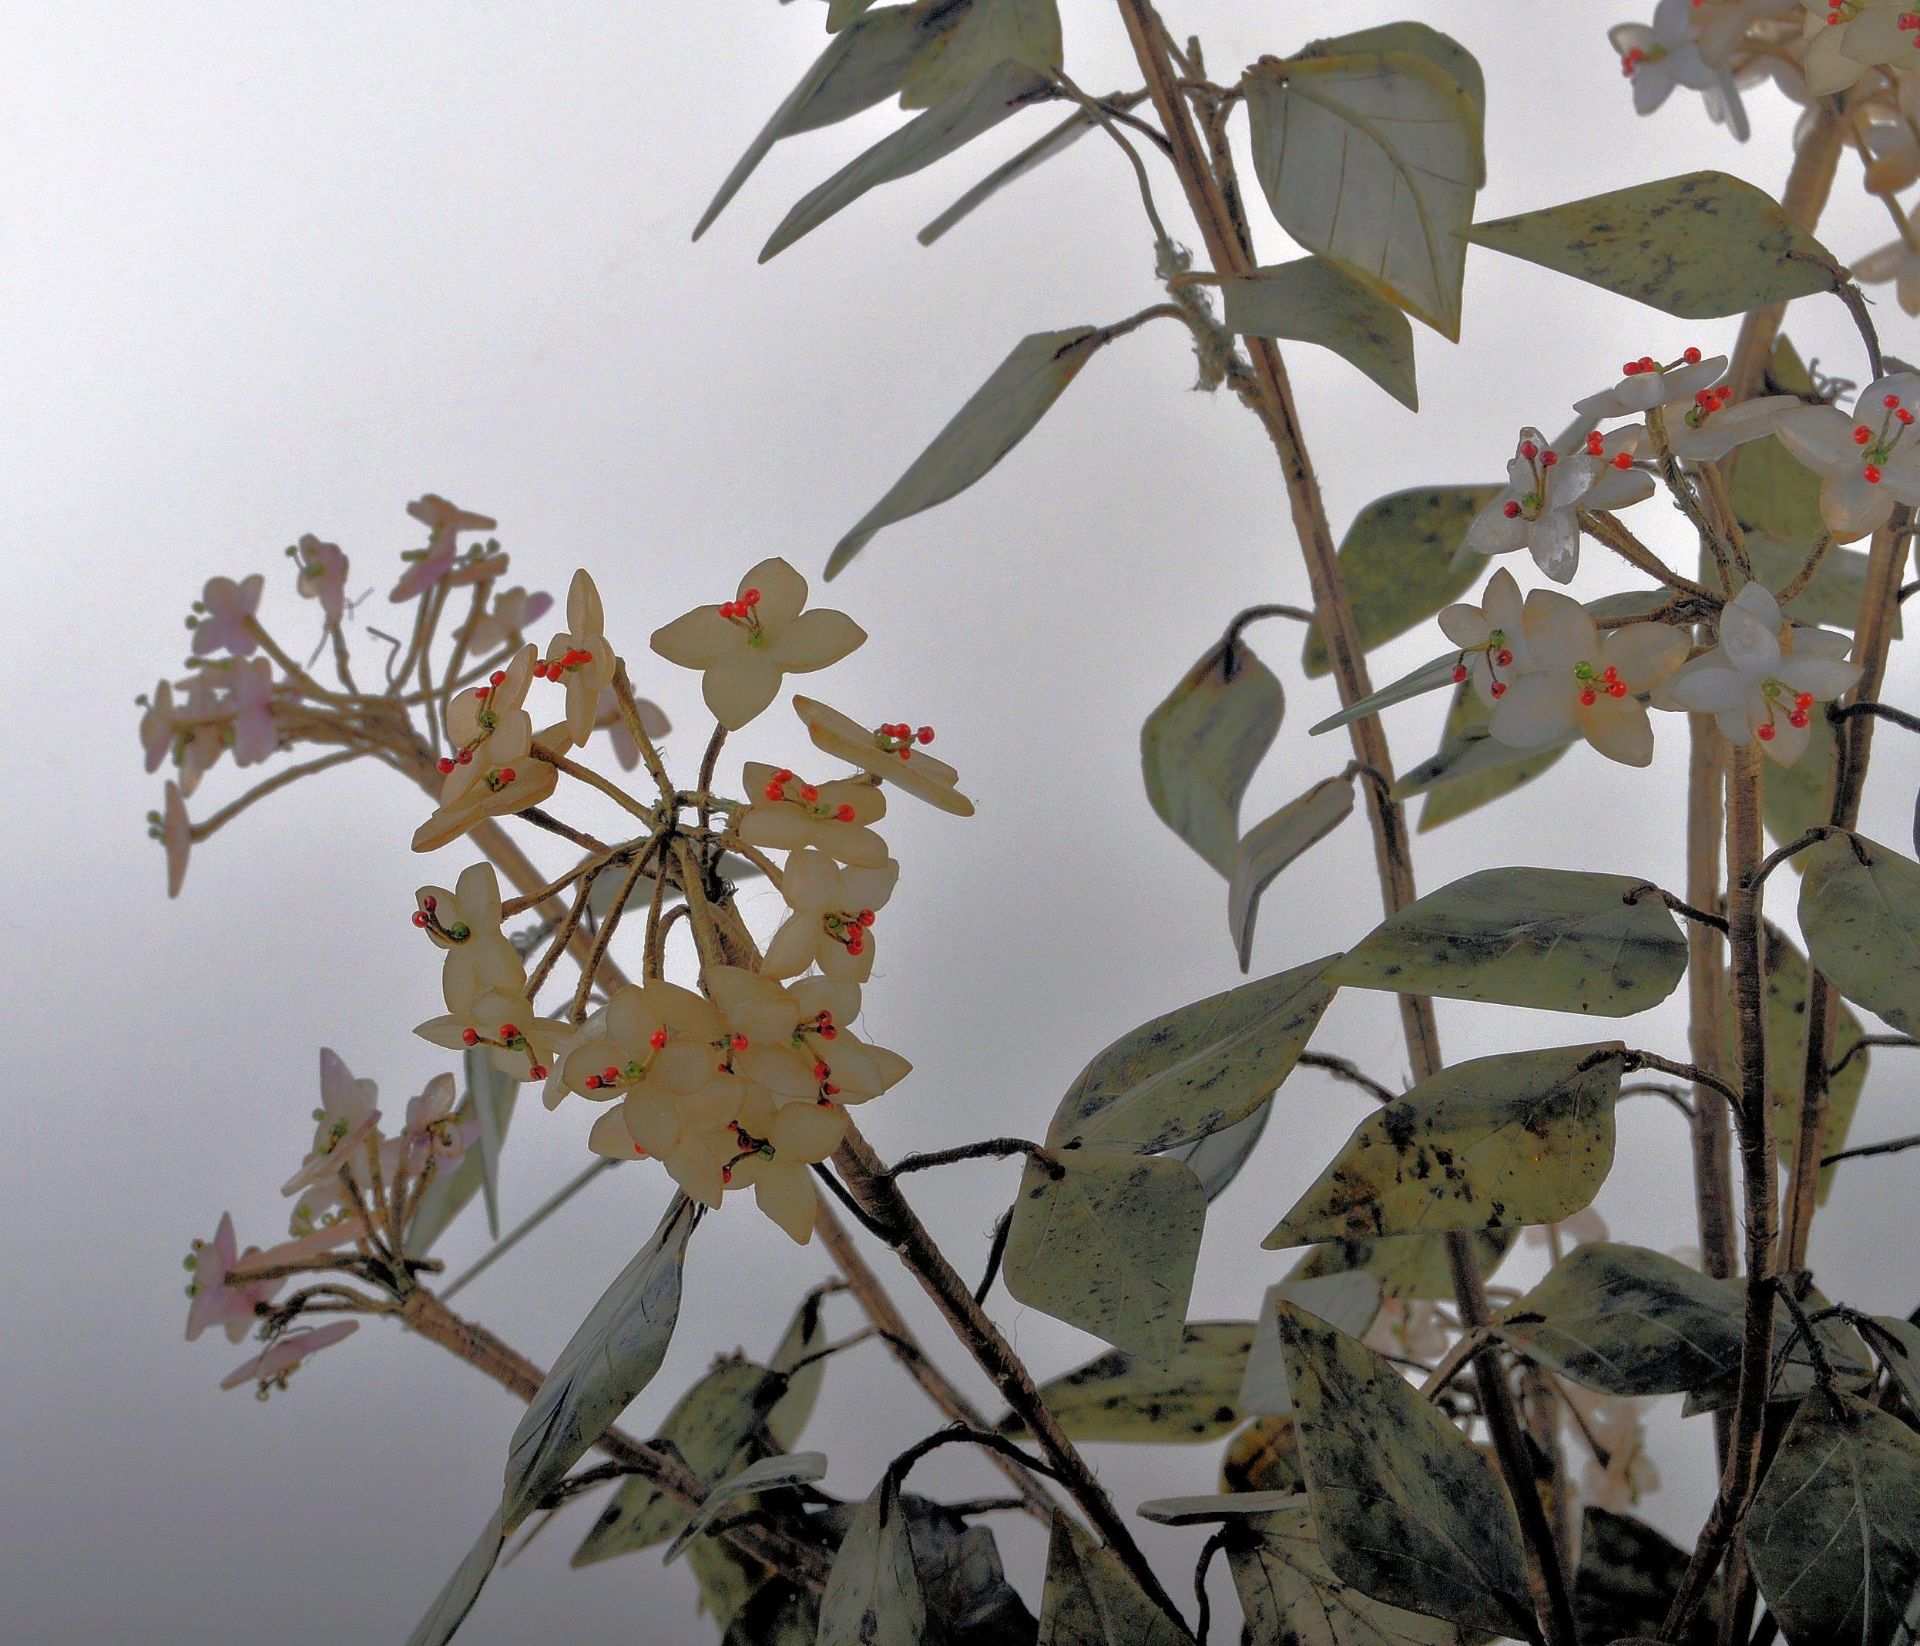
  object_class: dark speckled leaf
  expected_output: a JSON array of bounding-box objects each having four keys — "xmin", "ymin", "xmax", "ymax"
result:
[
  {"xmin": 1276, "ymin": 1303, "xmax": 1533, "ymax": 1636},
  {"xmin": 1037, "ymin": 1514, "xmax": 1194, "ymax": 1645},
  {"xmin": 1745, "ymin": 1394, "xmax": 1920, "ymax": 1646},
  {"xmin": 1159, "ymin": 1099, "xmax": 1271, "ymax": 1200},
  {"xmin": 1466, "ymin": 172, "xmax": 1838, "ymax": 318},
  {"xmin": 1287, "ymin": 1230, "xmax": 1512, "ymax": 1302},
  {"xmin": 1141, "ymin": 636, "xmax": 1286, "ymax": 876},
  {"xmin": 1049, "ymin": 957, "xmax": 1339, "ymax": 1152},
  {"xmin": 1799, "ymin": 833, "xmax": 1920, "ymax": 1037},
  {"xmin": 664, "ymin": 1454, "xmax": 828, "ymax": 1565},
  {"xmin": 1005, "ymin": 1149, "xmax": 1206, "ymax": 1366},
  {"xmin": 1574, "ymin": 1509, "xmax": 1719, "ymax": 1646},
  {"xmin": 1221, "ymin": 256, "xmax": 1419, "ymax": 409},
  {"xmin": 1328, "ymin": 867, "xmax": 1688, "ymax": 1015},
  {"xmin": 999, "ymin": 1323, "xmax": 1252, "ymax": 1444},
  {"xmin": 1230, "ymin": 1505, "xmax": 1469, "ymax": 1646},
  {"xmin": 1869, "ymin": 1317, "xmax": 1920, "ymax": 1420},
  {"xmin": 1241, "ymin": 1273, "xmax": 1384, "ymax": 1417},
  {"xmin": 819, "ymin": 1474, "xmax": 927, "ymax": 1646},
  {"xmin": 1301, "ymin": 488, "xmax": 1499, "ymax": 676},
  {"xmin": 1492, "ymin": 1242, "xmax": 1744, "ymax": 1397},
  {"xmin": 1265, "ymin": 1044, "xmax": 1623, "ymax": 1247}
]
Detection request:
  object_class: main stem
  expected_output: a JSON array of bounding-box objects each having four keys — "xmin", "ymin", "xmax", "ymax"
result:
[
  {"xmin": 1112, "ymin": 6, "xmax": 1571, "ymax": 1640},
  {"xmin": 397, "ymin": 1287, "xmax": 831, "ymax": 1589}
]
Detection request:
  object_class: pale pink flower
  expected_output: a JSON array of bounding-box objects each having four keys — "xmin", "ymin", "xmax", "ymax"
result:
[
  {"xmin": 594, "ymin": 687, "xmax": 670, "ymax": 772},
  {"xmin": 282, "ymin": 1049, "xmax": 382, "ymax": 1198},
  {"xmin": 228, "ymin": 659, "xmax": 278, "ymax": 767},
  {"xmin": 411, "ymin": 755, "xmax": 560, "ymax": 854},
  {"xmin": 390, "ymin": 495, "xmax": 498, "ymax": 602},
  {"xmin": 192, "ymin": 574, "xmax": 264, "ymax": 658},
  {"xmin": 738, "ymin": 762, "xmax": 889, "ymax": 867},
  {"xmin": 160, "ymin": 781, "xmax": 191, "ymax": 899},
  {"xmin": 139, "ymin": 680, "xmax": 178, "ymax": 774},
  {"xmin": 724, "ymin": 1085, "xmax": 848, "ymax": 1244},
  {"xmin": 393, "ymin": 1072, "xmax": 480, "ymax": 1171},
  {"xmin": 456, "ymin": 585, "xmax": 553, "ymax": 657},
  {"xmin": 651, "ymin": 557, "xmax": 866, "ymax": 729},
  {"xmin": 762, "ymin": 848, "xmax": 898, "ymax": 983},
  {"xmin": 221, "ymin": 1320, "xmax": 359, "ymax": 1393},
  {"xmin": 175, "ymin": 674, "xmax": 228, "ymax": 797},
  {"xmin": 792, "ymin": 696, "xmax": 974, "ymax": 815},
  {"xmin": 185, "ymin": 1214, "xmax": 280, "ymax": 1344},
  {"xmin": 293, "ymin": 535, "xmax": 349, "ymax": 623},
  {"xmin": 415, "ymin": 962, "xmax": 569, "ymax": 1084}
]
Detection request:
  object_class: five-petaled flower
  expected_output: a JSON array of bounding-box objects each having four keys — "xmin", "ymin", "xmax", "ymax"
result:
[
  {"xmin": 185, "ymin": 1214, "xmax": 280, "ymax": 1344},
  {"xmin": 391, "ymin": 496, "xmax": 499, "ymax": 603},
  {"xmin": 650, "ymin": 557, "xmax": 866, "ymax": 729},
  {"xmin": 1574, "ymin": 347, "xmax": 1729, "ymax": 421},
  {"xmin": 415, "ymin": 962, "xmax": 567, "ymax": 1084},
  {"xmin": 738, "ymin": 761, "xmax": 890, "ymax": 867},
  {"xmin": 1439, "ymin": 568, "xmax": 1530, "ymax": 707},
  {"xmin": 439, "ymin": 645, "xmax": 538, "ymax": 805},
  {"xmin": 1485, "ymin": 588, "xmax": 1689, "ymax": 766},
  {"xmin": 762, "ymin": 848, "xmax": 899, "ymax": 983},
  {"xmin": 1465, "ymin": 427, "xmax": 1653, "ymax": 583},
  {"xmin": 1655, "ymin": 581, "xmax": 1861, "ymax": 763},
  {"xmin": 792, "ymin": 697, "xmax": 974, "ymax": 815},
  {"xmin": 1773, "ymin": 371, "xmax": 1920, "ymax": 538},
  {"xmin": 193, "ymin": 574, "xmax": 264, "ymax": 658},
  {"xmin": 413, "ymin": 862, "xmax": 525, "ymax": 1005}
]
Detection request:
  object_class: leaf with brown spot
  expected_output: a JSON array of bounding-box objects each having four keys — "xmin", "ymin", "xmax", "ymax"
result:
[
  {"xmin": 818, "ymin": 1474, "xmax": 927, "ymax": 1646},
  {"xmin": 998, "ymin": 1323, "xmax": 1252, "ymax": 1444},
  {"xmin": 1264, "ymin": 1043, "xmax": 1624, "ymax": 1248},
  {"xmin": 1276, "ymin": 1303, "xmax": 1533, "ymax": 1636},
  {"xmin": 1037, "ymin": 1514, "xmax": 1194, "ymax": 1645},
  {"xmin": 1328, "ymin": 867, "xmax": 1687, "ymax": 1016},
  {"xmin": 1799, "ymin": 833, "xmax": 1920, "ymax": 1038},
  {"xmin": 1220, "ymin": 256, "xmax": 1420, "ymax": 409}
]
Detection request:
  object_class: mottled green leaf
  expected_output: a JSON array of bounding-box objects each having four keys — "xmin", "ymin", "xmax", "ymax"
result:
[
  {"xmin": 1287, "ymin": 1230, "xmax": 1512, "ymax": 1302},
  {"xmin": 1247, "ymin": 27, "xmax": 1483, "ymax": 338},
  {"xmin": 820, "ymin": 1475, "xmax": 927, "ymax": 1646},
  {"xmin": 919, "ymin": 102, "xmax": 1095, "ymax": 245},
  {"xmin": 1048, "ymin": 956, "xmax": 1339, "ymax": 1152},
  {"xmin": 1466, "ymin": 172, "xmax": 1838, "ymax": 318},
  {"xmin": 403, "ymin": 1509, "xmax": 506, "ymax": 1646},
  {"xmin": 1494, "ymin": 1242, "xmax": 1745, "ymax": 1397},
  {"xmin": 664, "ymin": 1453, "xmax": 829, "ymax": 1564},
  {"xmin": 1761, "ymin": 697, "xmax": 1838, "ymax": 865},
  {"xmin": 767, "ymin": 1291, "xmax": 830, "ymax": 1450},
  {"xmin": 1265, "ymin": 1043, "xmax": 1623, "ymax": 1247},
  {"xmin": 1574, "ymin": 1509, "xmax": 1719, "ymax": 1646},
  {"xmin": 1223, "ymin": 1415, "xmax": 1304, "ymax": 1495},
  {"xmin": 721, "ymin": 1581, "xmax": 819, "ymax": 1646},
  {"xmin": 827, "ymin": 0, "xmax": 884, "ymax": 30},
  {"xmin": 1730, "ymin": 337, "xmax": 1823, "ymax": 540},
  {"xmin": 1277, "ymin": 1303, "xmax": 1532, "ymax": 1636},
  {"xmin": 763, "ymin": 58, "xmax": 1049, "ymax": 261},
  {"xmin": 1745, "ymin": 1393, "xmax": 1920, "ymax": 1646},
  {"xmin": 1220, "ymin": 255, "xmax": 1419, "ymax": 409},
  {"xmin": 1037, "ymin": 1513, "xmax": 1194, "ymax": 1646},
  {"xmin": 1240, "ymin": 1271, "xmax": 1384, "ymax": 1417},
  {"xmin": 829, "ymin": 324, "xmax": 1102, "ymax": 578},
  {"xmin": 694, "ymin": 6, "xmax": 932, "ymax": 239},
  {"xmin": 1685, "ymin": 1282, "xmax": 1875, "ymax": 1414},
  {"xmin": 899, "ymin": 1499, "xmax": 1038, "ymax": 1643},
  {"xmin": 503, "ymin": 1198, "xmax": 694, "ymax": 1530},
  {"xmin": 1230, "ymin": 1505, "xmax": 1469, "ymax": 1646},
  {"xmin": 899, "ymin": 0, "xmax": 1061, "ymax": 108},
  {"xmin": 1303, "ymin": 487, "xmax": 1499, "ymax": 677},
  {"xmin": 1004, "ymin": 1149, "xmax": 1206, "ymax": 1365},
  {"xmin": 572, "ymin": 1358, "xmax": 782, "ymax": 1566},
  {"xmin": 1159, "ymin": 1099, "xmax": 1270, "ymax": 1201},
  {"xmin": 1800, "ymin": 833, "xmax": 1920, "ymax": 1036},
  {"xmin": 466, "ymin": 1044, "xmax": 514, "ymax": 1239},
  {"xmin": 1229, "ymin": 779, "xmax": 1357, "ymax": 971},
  {"xmin": 1407, "ymin": 681, "xmax": 1571, "ymax": 832},
  {"xmin": 1141, "ymin": 636, "xmax": 1285, "ymax": 877},
  {"xmin": 1329, "ymin": 867, "xmax": 1688, "ymax": 1015},
  {"xmin": 1723, "ymin": 923, "xmax": 1868, "ymax": 1205},
  {"xmin": 1000, "ymin": 1323, "xmax": 1252, "ymax": 1444}
]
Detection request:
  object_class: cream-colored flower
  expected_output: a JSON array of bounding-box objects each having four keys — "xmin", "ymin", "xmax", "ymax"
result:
[
  {"xmin": 540, "ymin": 570, "xmax": 618, "ymax": 744},
  {"xmin": 738, "ymin": 762, "xmax": 889, "ymax": 867},
  {"xmin": 414, "ymin": 955, "xmax": 568, "ymax": 1083},
  {"xmin": 439, "ymin": 644, "xmax": 537, "ymax": 806},
  {"xmin": 412, "ymin": 862, "xmax": 525, "ymax": 1004},
  {"xmin": 411, "ymin": 738, "xmax": 561, "ymax": 854},
  {"xmin": 703, "ymin": 966, "xmax": 910, "ymax": 1106},
  {"xmin": 556, "ymin": 977, "xmax": 733, "ymax": 1122},
  {"xmin": 650, "ymin": 557, "xmax": 866, "ymax": 729},
  {"xmin": 792, "ymin": 696, "xmax": 974, "ymax": 815},
  {"xmin": 762, "ymin": 848, "xmax": 898, "ymax": 983},
  {"xmin": 725, "ymin": 1086, "xmax": 849, "ymax": 1244}
]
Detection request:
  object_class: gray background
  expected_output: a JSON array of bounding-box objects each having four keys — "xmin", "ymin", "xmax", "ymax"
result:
[{"xmin": 5, "ymin": 3, "xmax": 1918, "ymax": 1642}]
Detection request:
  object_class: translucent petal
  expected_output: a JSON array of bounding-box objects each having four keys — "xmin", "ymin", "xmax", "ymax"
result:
[
  {"xmin": 1775, "ymin": 653, "xmax": 1862, "ymax": 699},
  {"xmin": 770, "ymin": 1100, "xmax": 849, "ymax": 1162},
  {"xmin": 1580, "ymin": 698, "xmax": 1656, "ymax": 767},
  {"xmin": 1661, "ymin": 660, "xmax": 1753, "ymax": 714},
  {"xmin": 742, "ymin": 556, "xmax": 809, "ymax": 629},
  {"xmin": 1775, "ymin": 405, "xmax": 1864, "ymax": 471},
  {"xmin": 1528, "ymin": 507, "xmax": 1582, "ymax": 583},
  {"xmin": 588, "ymin": 1107, "xmax": 643, "ymax": 1159},
  {"xmin": 649, "ymin": 606, "xmax": 735, "ymax": 669},
  {"xmin": 761, "ymin": 917, "xmax": 820, "ymax": 980},
  {"xmin": 1820, "ymin": 469, "xmax": 1895, "ymax": 540},
  {"xmin": 754, "ymin": 1165, "xmax": 818, "ymax": 1244},
  {"xmin": 622, "ymin": 1091, "xmax": 684, "ymax": 1157},
  {"xmin": 702, "ymin": 652, "xmax": 783, "ymax": 731},
  {"xmin": 1490, "ymin": 671, "xmax": 1577, "ymax": 749},
  {"xmin": 1719, "ymin": 584, "xmax": 1783, "ymax": 676},
  {"xmin": 739, "ymin": 1045, "xmax": 818, "ymax": 1100},
  {"xmin": 773, "ymin": 608, "xmax": 867, "ymax": 672},
  {"xmin": 568, "ymin": 569, "xmax": 604, "ymax": 637},
  {"xmin": 781, "ymin": 847, "xmax": 843, "ymax": 912}
]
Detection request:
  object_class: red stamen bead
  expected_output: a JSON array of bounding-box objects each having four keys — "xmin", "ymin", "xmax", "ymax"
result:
[
  {"xmin": 1503, "ymin": 501, "xmax": 1522, "ymax": 519},
  {"xmin": 411, "ymin": 911, "xmax": 429, "ymax": 928},
  {"xmin": 1519, "ymin": 440, "xmax": 1538, "ymax": 459},
  {"xmin": 1623, "ymin": 360, "xmax": 1642, "ymax": 375},
  {"xmin": 1580, "ymin": 688, "xmax": 1598, "ymax": 706},
  {"xmin": 1497, "ymin": 648, "xmax": 1514, "ymax": 666},
  {"xmin": 857, "ymin": 908, "xmax": 876, "ymax": 926},
  {"xmin": 461, "ymin": 1028, "xmax": 479, "ymax": 1045},
  {"xmin": 742, "ymin": 588, "xmax": 761, "ymax": 607},
  {"xmin": 1608, "ymin": 681, "xmax": 1628, "ymax": 698},
  {"xmin": 834, "ymin": 803, "xmax": 855, "ymax": 822},
  {"xmin": 1541, "ymin": 450, "xmax": 1558, "ymax": 468},
  {"xmin": 813, "ymin": 1061, "xmax": 830, "ymax": 1079},
  {"xmin": 1491, "ymin": 681, "xmax": 1508, "ymax": 698},
  {"xmin": 1613, "ymin": 452, "xmax": 1634, "ymax": 469},
  {"xmin": 1888, "ymin": 394, "xmax": 1903, "ymax": 408},
  {"xmin": 1757, "ymin": 721, "xmax": 1777, "ymax": 741},
  {"xmin": 1638, "ymin": 355, "xmax": 1657, "ymax": 372},
  {"xmin": 1796, "ymin": 692, "xmax": 1814, "ymax": 709},
  {"xmin": 764, "ymin": 782, "xmax": 785, "ymax": 801},
  {"xmin": 1865, "ymin": 464, "xmax": 1884, "ymax": 484},
  {"xmin": 846, "ymin": 937, "xmax": 864, "ymax": 956},
  {"xmin": 800, "ymin": 785, "xmax": 818, "ymax": 802},
  {"xmin": 730, "ymin": 1034, "xmax": 748, "ymax": 1051},
  {"xmin": 1902, "ymin": 409, "xmax": 1916, "ymax": 425},
  {"xmin": 823, "ymin": 1083, "xmax": 839, "ymax": 1097},
  {"xmin": 915, "ymin": 726, "xmax": 934, "ymax": 744},
  {"xmin": 1855, "ymin": 426, "xmax": 1873, "ymax": 445},
  {"xmin": 490, "ymin": 670, "xmax": 506, "ymax": 686},
  {"xmin": 1452, "ymin": 663, "xmax": 1469, "ymax": 683},
  {"xmin": 604, "ymin": 1065, "xmax": 621, "ymax": 1083},
  {"xmin": 584, "ymin": 1074, "xmax": 602, "ymax": 1090},
  {"xmin": 437, "ymin": 757, "xmax": 455, "ymax": 774},
  {"xmin": 457, "ymin": 747, "xmax": 473, "ymax": 764},
  {"xmin": 1683, "ymin": 346, "xmax": 1702, "ymax": 363},
  {"xmin": 774, "ymin": 769, "xmax": 793, "ymax": 783},
  {"xmin": 649, "ymin": 1030, "xmax": 666, "ymax": 1051},
  {"xmin": 1789, "ymin": 710, "xmax": 1810, "ymax": 727},
  {"xmin": 500, "ymin": 1024, "xmax": 519, "ymax": 1040},
  {"xmin": 423, "ymin": 896, "xmax": 437, "ymax": 911}
]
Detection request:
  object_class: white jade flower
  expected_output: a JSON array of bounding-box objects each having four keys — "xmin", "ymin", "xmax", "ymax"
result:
[
  {"xmin": 439, "ymin": 645, "xmax": 537, "ymax": 805},
  {"xmin": 1488, "ymin": 589, "xmax": 1689, "ymax": 766},
  {"xmin": 762, "ymin": 848, "xmax": 899, "ymax": 983},
  {"xmin": 1465, "ymin": 427, "xmax": 1653, "ymax": 583},
  {"xmin": 413, "ymin": 862, "xmax": 524, "ymax": 1005},
  {"xmin": 1773, "ymin": 371, "xmax": 1920, "ymax": 539},
  {"xmin": 556, "ymin": 978, "xmax": 732, "ymax": 1119},
  {"xmin": 1574, "ymin": 347, "xmax": 1729, "ymax": 421},
  {"xmin": 738, "ymin": 762, "xmax": 890, "ymax": 867},
  {"xmin": 1611, "ymin": 1, "xmax": 1755, "ymax": 139},
  {"xmin": 1798, "ymin": 0, "xmax": 1913, "ymax": 96},
  {"xmin": 539, "ymin": 570, "xmax": 616, "ymax": 745},
  {"xmin": 792, "ymin": 696, "xmax": 974, "ymax": 814},
  {"xmin": 1655, "ymin": 582, "xmax": 1861, "ymax": 764},
  {"xmin": 650, "ymin": 557, "xmax": 866, "ymax": 729},
  {"xmin": 1439, "ymin": 568, "xmax": 1531, "ymax": 708},
  {"xmin": 1853, "ymin": 238, "xmax": 1920, "ymax": 317}
]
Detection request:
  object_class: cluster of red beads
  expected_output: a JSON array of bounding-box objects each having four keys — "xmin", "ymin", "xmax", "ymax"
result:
[
  {"xmin": 1620, "ymin": 46, "xmax": 1646, "ymax": 74},
  {"xmin": 1788, "ymin": 690, "xmax": 1815, "ymax": 730},
  {"xmin": 533, "ymin": 650, "xmax": 592, "ymax": 680},
  {"xmin": 1584, "ymin": 430, "xmax": 1637, "ymax": 469},
  {"xmin": 436, "ymin": 747, "xmax": 477, "ymax": 775},
  {"xmin": 720, "ymin": 588, "xmax": 762, "ymax": 622},
  {"xmin": 1577, "ymin": 665, "xmax": 1630, "ymax": 707}
]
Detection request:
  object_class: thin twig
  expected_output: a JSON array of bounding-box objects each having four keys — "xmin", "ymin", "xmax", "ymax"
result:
[
  {"xmin": 1831, "ymin": 1034, "xmax": 1919, "ymax": 1079},
  {"xmin": 891, "ymin": 1139, "xmax": 1062, "ymax": 1179},
  {"xmin": 1297, "ymin": 1050, "xmax": 1398, "ymax": 1105},
  {"xmin": 1822, "ymin": 1130, "xmax": 1920, "ymax": 1168},
  {"xmin": 1624, "ymin": 881, "xmax": 1730, "ymax": 933},
  {"xmin": 974, "ymin": 1210, "xmax": 1013, "ymax": 1305}
]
